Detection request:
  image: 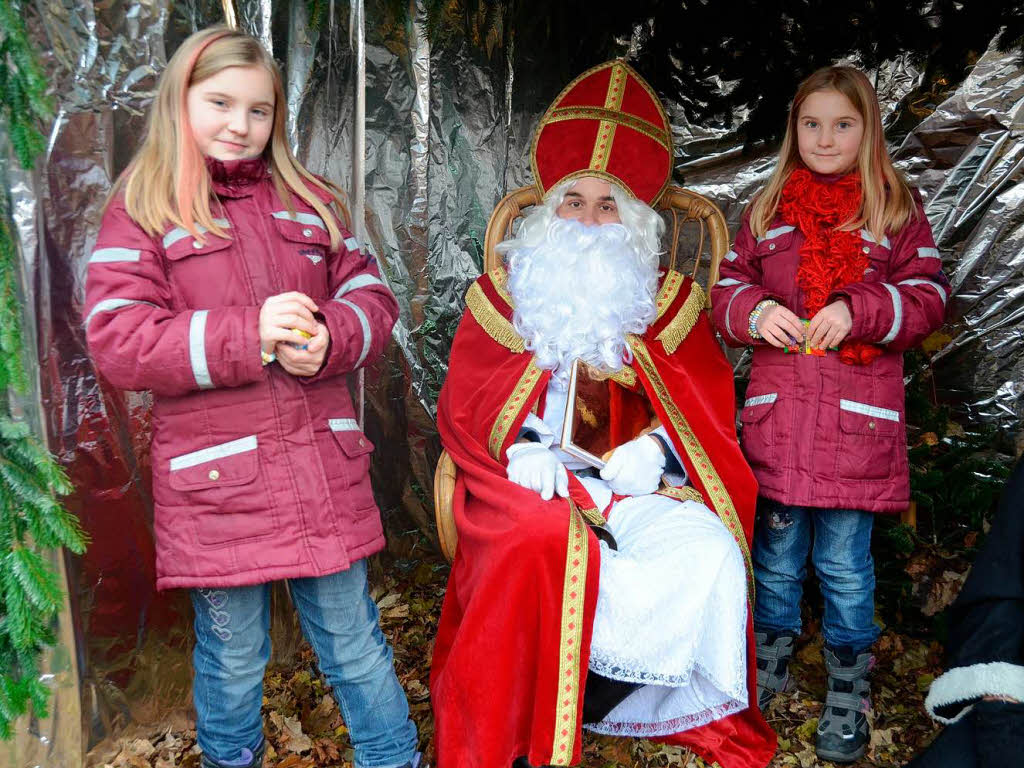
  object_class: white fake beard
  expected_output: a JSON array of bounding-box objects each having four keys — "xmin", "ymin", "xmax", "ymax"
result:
[{"xmin": 506, "ymin": 216, "xmax": 659, "ymax": 389}]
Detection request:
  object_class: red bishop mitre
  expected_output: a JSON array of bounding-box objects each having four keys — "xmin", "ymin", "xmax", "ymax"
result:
[{"xmin": 531, "ymin": 60, "xmax": 674, "ymax": 206}]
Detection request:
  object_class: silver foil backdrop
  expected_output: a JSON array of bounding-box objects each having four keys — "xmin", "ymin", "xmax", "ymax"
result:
[{"xmin": 2, "ymin": 0, "xmax": 1022, "ymax": 764}]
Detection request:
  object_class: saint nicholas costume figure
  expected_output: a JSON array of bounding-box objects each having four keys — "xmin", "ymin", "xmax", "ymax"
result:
[{"xmin": 430, "ymin": 61, "xmax": 777, "ymax": 768}]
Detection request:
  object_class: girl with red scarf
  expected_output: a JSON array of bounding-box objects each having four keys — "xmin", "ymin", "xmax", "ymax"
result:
[{"xmin": 711, "ymin": 66, "xmax": 949, "ymax": 763}]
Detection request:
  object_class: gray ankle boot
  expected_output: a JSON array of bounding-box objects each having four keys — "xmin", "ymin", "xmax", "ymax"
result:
[
  {"xmin": 816, "ymin": 647, "xmax": 873, "ymax": 763},
  {"xmin": 754, "ymin": 630, "xmax": 795, "ymax": 710}
]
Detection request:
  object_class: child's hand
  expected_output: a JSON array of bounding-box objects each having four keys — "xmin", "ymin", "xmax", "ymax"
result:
[
  {"xmin": 807, "ymin": 301, "xmax": 852, "ymax": 349},
  {"xmin": 276, "ymin": 321, "xmax": 330, "ymax": 377},
  {"xmin": 757, "ymin": 304, "xmax": 805, "ymax": 348},
  {"xmin": 259, "ymin": 292, "xmax": 318, "ymax": 353}
]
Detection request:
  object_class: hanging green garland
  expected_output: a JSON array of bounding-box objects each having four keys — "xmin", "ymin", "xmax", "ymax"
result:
[{"xmin": 0, "ymin": 0, "xmax": 87, "ymax": 741}]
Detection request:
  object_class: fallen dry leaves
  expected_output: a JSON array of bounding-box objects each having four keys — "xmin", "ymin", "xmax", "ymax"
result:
[{"xmin": 91, "ymin": 533, "xmax": 957, "ymax": 768}]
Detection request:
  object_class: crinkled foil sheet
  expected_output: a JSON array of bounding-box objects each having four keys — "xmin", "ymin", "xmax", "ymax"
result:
[{"xmin": 3, "ymin": 0, "xmax": 1022, "ymax": 763}]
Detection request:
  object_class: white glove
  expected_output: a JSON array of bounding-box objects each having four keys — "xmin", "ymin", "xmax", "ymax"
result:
[
  {"xmin": 505, "ymin": 442, "xmax": 570, "ymax": 501},
  {"xmin": 600, "ymin": 435, "xmax": 665, "ymax": 496}
]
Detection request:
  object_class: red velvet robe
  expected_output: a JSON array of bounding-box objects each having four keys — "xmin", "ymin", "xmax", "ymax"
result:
[{"xmin": 431, "ymin": 268, "xmax": 776, "ymax": 768}]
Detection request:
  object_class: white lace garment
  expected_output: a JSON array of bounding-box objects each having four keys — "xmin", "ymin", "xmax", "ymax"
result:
[{"xmin": 522, "ymin": 380, "xmax": 749, "ymax": 736}]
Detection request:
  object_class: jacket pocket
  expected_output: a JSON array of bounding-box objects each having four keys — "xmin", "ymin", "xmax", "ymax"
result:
[
  {"xmin": 754, "ymin": 225, "xmax": 798, "ymax": 300},
  {"xmin": 163, "ymin": 220, "xmax": 234, "ymax": 262},
  {"xmin": 836, "ymin": 366, "xmax": 902, "ymax": 481},
  {"xmin": 754, "ymin": 225, "xmax": 796, "ymax": 258},
  {"xmin": 271, "ymin": 210, "xmax": 332, "ymax": 249},
  {"xmin": 169, "ymin": 435, "xmax": 259, "ymax": 490},
  {"xmin": 327, "ymin": 419, "xmax": 377, "ymax": 513},
  {"xmin": 859, "ymin": 228, "xmax": 892, "ymax": 282},
  {"xmin": 162, "ymin": 223, "xmax": 238, "ymax": 310},
  {"xmin": 271, "ymin": 210, "xmax": 334, "ymax": 295},
  {"xmin": 740, "ymin": 391, "xmax": 778, "ymax": 471},
  {"xmin": 168, "ymin": 435, "xmax": 274, "ymax": 546}
]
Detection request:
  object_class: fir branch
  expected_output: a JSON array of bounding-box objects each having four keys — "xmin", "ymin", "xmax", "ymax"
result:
[
  {"xmin": 0, "ymin": 0, "xmax": 52, "ymax": 169},
  {"xmin": 0, "ymin": 0, "xmax": 85, "ymax": 741},
  {"xmin": 0, "ymin": 215, "xmax": 27, "ymax": 393}
]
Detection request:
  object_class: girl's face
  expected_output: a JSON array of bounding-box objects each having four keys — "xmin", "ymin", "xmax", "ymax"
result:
[
  {"xmin": 796, "ymin": 89, "xmax": 864, "ymax": 176},
  {"xmin": 187, "ymin": 65, "xmax": 275, "ymax": 161}
]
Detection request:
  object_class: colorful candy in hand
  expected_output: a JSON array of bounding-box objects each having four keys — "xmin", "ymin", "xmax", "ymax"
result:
[
  {"xmin": 782, "ymin": 319, "xmax": 838, "ymax": 355},
  {"xmin": 289, "ymin": 328, "xmax": 312, "ymax": 350}
]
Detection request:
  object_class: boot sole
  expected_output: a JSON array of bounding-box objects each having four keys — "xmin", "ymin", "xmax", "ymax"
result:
[{"xmin": 815, "ymin": 744, "xmax": 866, "ymax": 763}]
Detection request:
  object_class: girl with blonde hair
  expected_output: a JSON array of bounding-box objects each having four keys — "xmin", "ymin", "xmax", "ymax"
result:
[
  {"xmin": 86, "ymin": 26, "xmax": 420, "ymax": 768},
  {"xmin": 712, "ymin": 65, "xmax": 949, "ymax": 763}
]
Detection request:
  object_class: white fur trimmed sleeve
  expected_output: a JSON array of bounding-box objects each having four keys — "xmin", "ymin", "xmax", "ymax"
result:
[{"xmin": 925, "ymin": 662, "xmax": 1024, "ymax": 724}]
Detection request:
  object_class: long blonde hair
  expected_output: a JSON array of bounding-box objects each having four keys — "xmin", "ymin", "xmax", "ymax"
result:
[
  {"xmin": 115, "ymin": 27, "xmax": 350, "ymax": 250},
  {"xmin": 749, "ymin": 66, "xmax": 916, "ymax": 240}
]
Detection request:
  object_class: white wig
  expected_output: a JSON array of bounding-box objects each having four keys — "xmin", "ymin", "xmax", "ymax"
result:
[
  {"xmin": 497, "ymin": 178, "xmax": 666, "ymax": 387},
  {"xmin": 496, "ymin": 178, "xmax": 665, "ymax": 263}
]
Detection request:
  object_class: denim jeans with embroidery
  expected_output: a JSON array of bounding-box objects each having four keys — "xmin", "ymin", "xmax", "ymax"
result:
[
  {"xmin": 191, "ymin": 559, "xmax": 418, "ymax": 768},
  {"xmin": 751, "ymin": 498, "xmax": 880, "ymax": 652}
]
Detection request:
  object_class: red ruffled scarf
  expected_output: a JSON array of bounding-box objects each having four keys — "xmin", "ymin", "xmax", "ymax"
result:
[{"xmin": 779, "ymin": 166, "xmax": 882, "ymax": 365}]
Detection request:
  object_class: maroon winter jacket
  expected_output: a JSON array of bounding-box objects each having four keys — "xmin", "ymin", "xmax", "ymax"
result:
[
  {"xmin": 711, "ymin": 187, "xmax": 948, "ymax": 513},
  {"xmin": 85, "ymin": 157, "xmax": 398, "ymax": 589}
]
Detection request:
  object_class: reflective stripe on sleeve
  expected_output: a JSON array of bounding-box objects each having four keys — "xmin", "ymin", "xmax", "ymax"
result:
[
  {"xmin": 271, "ymin": 211, "xmax": 328, "ymax": 231},
  {"xmin": 917, "ymin": 247, "xmax": 940, "ymax": 260},
  {"xmin": 333, "ymin": 298, "xmax": 372, "ymax": 367},
  {"xmin": 744, "ymin": 393, "xmax": 778, "ymax": 408},
  {"xmin": 880, "ymin": 283, "xmax": 903, "ymax": 344},
  {"xmin": 189, "ymin": 310, "xmax": 214, "ymax": 389},
  {"xmin": 170, "ymin": 435, "xmax": 257, "ymax": 471},
  {"xmin": 898, "ymin": 278, "xmax": 948, "ymax": 305},
  {"xmin": 724, "ymin": 284, "xmax": 753, "ymax": 343},
  {"xmin": 90, "ymin": 247, "xmax": 141, "ymax": 264},
  {"xmin": 343, "ymin": 236, "xmax": 361, "ymax": 252},
  {"xmin": 333, "ymin": 273, "xmax": 386, "ymax": 299},
  {"xmin": 840, "ymin": 399, "xmax": 900, "ymax": 422},
  {"xmin": 724, "ymin": 249, "xmax": 739, "ymax": 262},
  {"xmin": 84, "ymin": 298, "xmax": 159, "ymax": 330}
]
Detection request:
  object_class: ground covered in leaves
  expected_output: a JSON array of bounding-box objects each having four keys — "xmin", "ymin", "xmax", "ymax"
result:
[{"xmin": 92, "ymin": 521, "xmax": 978, "ymax": 768}]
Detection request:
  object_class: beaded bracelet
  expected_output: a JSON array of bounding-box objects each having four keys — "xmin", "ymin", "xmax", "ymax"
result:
[{"xmin": 748, "ymin": 299, "xmax": 779, "ymax": 341}]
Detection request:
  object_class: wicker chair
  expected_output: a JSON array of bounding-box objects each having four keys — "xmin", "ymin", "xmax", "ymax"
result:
[{"xmin": 432, "ymin": 185, "xmax": 730, "ymax": 563}]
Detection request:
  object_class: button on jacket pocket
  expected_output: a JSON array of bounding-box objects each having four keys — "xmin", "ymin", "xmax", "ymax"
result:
[{"xmin": 169, "ymin": 435, "xmax": 259, "ymax": 491}]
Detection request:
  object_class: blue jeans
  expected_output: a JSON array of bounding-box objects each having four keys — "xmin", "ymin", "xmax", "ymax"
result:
[
  {"xmin": 752, "ymin": 499, "xmax": 880, "ymax": 652},
  {"xmin": 191, "ymin": 559, "xmax": 418, "ymax": 768}
]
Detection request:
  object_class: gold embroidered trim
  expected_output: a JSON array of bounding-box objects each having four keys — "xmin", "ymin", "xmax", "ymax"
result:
[
  {"xmin": 589, "ymin": 120, "xmax": 618, "ymax": 172},
  {"xmin": 466, "ymin": 281, "xmax": 525, "ymax": 354},
  {"xmin": 604, "ymin": 62, "xmax": 627, "ymax": 110},
  {"xmin": 656, "ymin": 282, "xmax": 706, "ymax": 354},
  {"xmin": 550, "ymin": 503, "xmax": 588, "ymax": 762},
  {"xmin": 488, "ymin": 361, "xmax": 543, "ymax": 460},
  {"xmin": 490, "ymin": 265, "xmax": 513, "ymax": 307},
  {"xmin": 588, "ymin": 63, "xmax": 627, "ymax": 172},
  {"xmin": 655, "ymin": 270, "xmax": 685, "ymax": 319},
  {"xmin": 629, "ymin": 337, "xmax": 755, "ymax": 596},
  {"xmin": 576, "ymin": 504, "xmax": 606, "ymax": 527},
  {"xmin": 579, "ymin": 362, "xmax": 637, "ymax": 388},
  {"xmin": 610, "ymin": 365, "xmax": 637, "ymax": 387},
  {"xmin": 544, "ymin": 108, "xmax": 672, "ymax": 151},
  {"xmin": 655, "ymin": 485, "xmax": 705, "ymax": 505}
]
